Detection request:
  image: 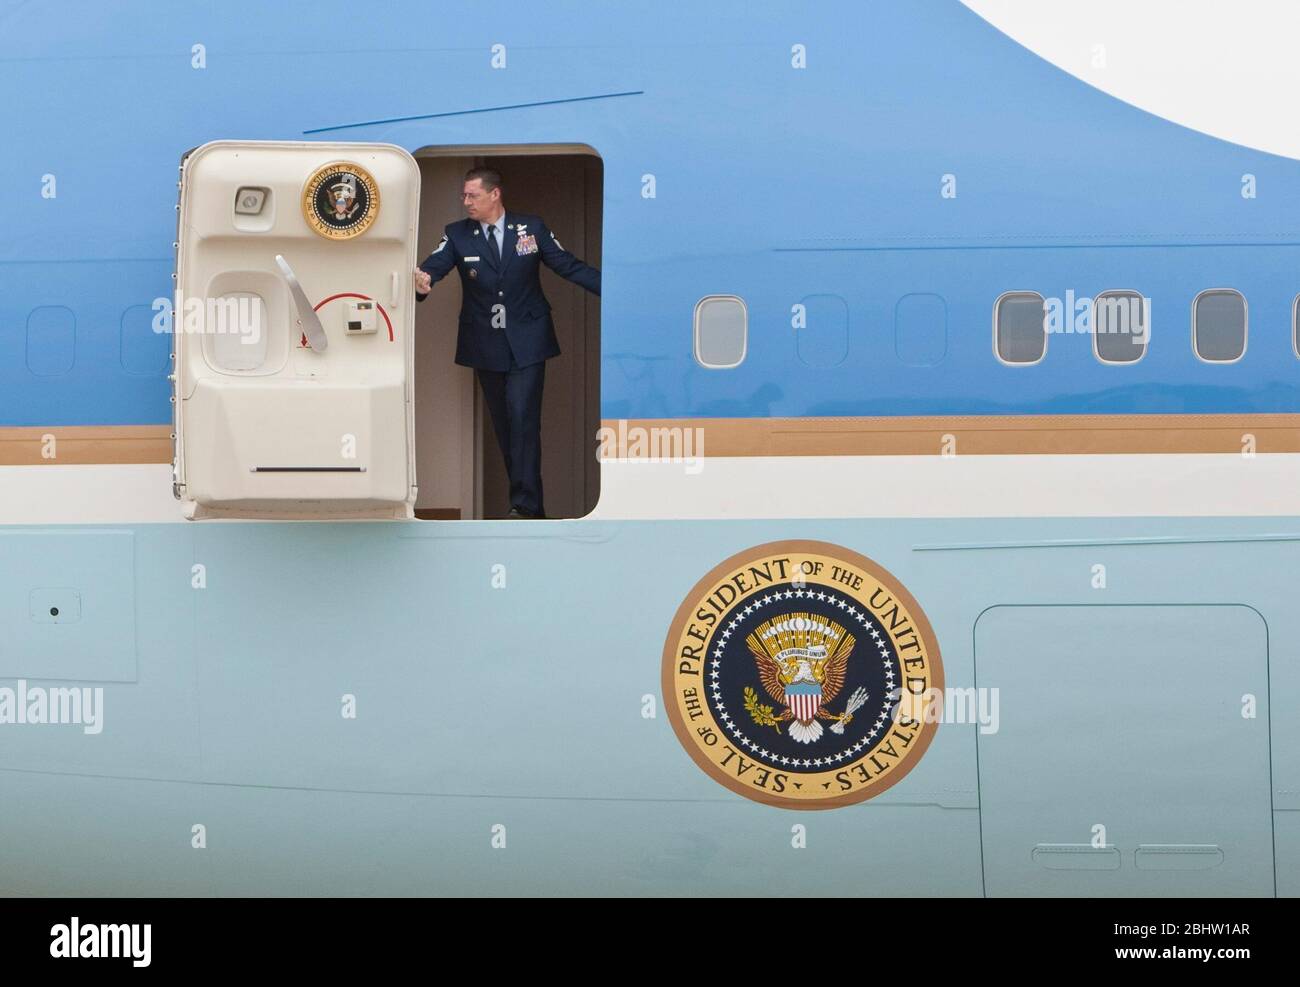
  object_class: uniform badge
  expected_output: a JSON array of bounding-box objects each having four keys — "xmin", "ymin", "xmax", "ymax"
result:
[
  {"xmin": 302, "ymin": 161, "xmax": 379, "ymax": 240},
  {"xmin": 663, "ymin": 539, "xmax": 943, "ymax": 809},
  {"xmin": 515, "ymin": 233, "xmax": 538, "ymax": 256},
  {"xmin": 469, "ymin": 268, "xmax": 478, "ymax": 279}
]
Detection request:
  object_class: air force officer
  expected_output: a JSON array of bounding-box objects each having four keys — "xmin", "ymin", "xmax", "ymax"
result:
[{"xmin": 414, "ymin": 167, "xmax": 600, "ymax": 519}]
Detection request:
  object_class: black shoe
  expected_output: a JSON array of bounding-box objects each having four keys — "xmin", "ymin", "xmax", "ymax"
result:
[{"xmin": 507, "ymin": 507, "xmax": 546, "ymax": 519}]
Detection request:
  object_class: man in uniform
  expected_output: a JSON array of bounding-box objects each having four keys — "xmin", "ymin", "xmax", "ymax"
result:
[{"xmin": 414, "ymin": 167, "xmax": 600, "ymax": 519}]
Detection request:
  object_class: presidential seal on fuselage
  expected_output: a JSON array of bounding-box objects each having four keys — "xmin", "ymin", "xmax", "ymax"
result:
[{"xmin": 662, "ymin": 540, "xmax": 943, "ymax": 809}]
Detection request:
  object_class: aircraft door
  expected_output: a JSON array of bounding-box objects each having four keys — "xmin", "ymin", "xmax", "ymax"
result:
[{"xmin": 173, "ymin": 140, "xmax": 419, "ymax": 519}]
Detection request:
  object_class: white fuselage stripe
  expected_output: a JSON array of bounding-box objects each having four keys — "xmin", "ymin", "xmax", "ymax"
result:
[{"xmin": 2, "ymin": 456, "xmax": 1299, "ymax": 524}]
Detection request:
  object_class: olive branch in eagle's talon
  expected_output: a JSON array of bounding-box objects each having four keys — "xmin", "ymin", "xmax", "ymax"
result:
[{"xmin": 744, "ymin": 686, "xmax": 784, "ymax": 734}]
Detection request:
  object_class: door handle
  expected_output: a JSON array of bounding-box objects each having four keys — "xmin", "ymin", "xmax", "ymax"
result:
[{"xmin": 274, "ymin": 254, "xmax": 329, "ymax": 353}]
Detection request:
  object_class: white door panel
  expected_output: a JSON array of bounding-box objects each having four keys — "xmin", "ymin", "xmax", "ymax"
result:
[{"xmin": 174, "ymin": 140, "xmax": 419, "ymax": 519}]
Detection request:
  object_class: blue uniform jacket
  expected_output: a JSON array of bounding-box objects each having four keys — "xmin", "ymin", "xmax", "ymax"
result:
[{"xmin": 415, "ymin": 212, "xmax": 600, "ymax": 370}]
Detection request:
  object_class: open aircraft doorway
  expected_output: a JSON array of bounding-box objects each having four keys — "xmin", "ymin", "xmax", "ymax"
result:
[{"xmin": 411, "ymin": 145, "xmax": 602, "ymax": 521}]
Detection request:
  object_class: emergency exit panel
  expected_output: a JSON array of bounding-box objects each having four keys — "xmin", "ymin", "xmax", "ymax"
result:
[
  {"xmin": 975, "ymin": 605, "xmax": 1273, "ymax": 896},
  {"xmin": 173, "ymin": 140, "xmax": 419, "ymax": 519}
]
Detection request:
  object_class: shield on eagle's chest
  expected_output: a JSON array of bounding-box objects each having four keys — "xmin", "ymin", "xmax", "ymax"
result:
[{"xmin": 784, "ymin": 681, "xmax": 821, "ymax": 722}]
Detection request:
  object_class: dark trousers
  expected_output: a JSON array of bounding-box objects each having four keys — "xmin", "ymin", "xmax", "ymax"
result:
[{"xmin": 476, "ymin": 359, "xmax": 546, "ymax": 517}]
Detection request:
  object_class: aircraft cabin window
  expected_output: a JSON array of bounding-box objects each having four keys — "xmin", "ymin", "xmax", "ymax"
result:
[
  {"xmin": 204, "ymin": 292, "xmax": 272, "ymax": 373},
  {"xmin": 993, "ymin": 291, "xmax": 1047, "ymax": 365},
  {"xmin": 1093, "ymin": 290, "xmax": 1148, "ymax": 364},
  {"xmin": 694, "ymin": 295, "xmax": 748, "ymax": 368},
  {"xmin": 1193, "ymin": 289, "xmax": 1247, "ymax": 362},
  {"xmin": 1293, "ymin": 294, "xmax": 1300, "ymax": 358}
]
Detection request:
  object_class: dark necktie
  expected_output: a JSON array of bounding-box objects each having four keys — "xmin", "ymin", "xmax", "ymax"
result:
[{"xmin": 485, "ymin": 224, "xmax": 501, "ymax": 265}]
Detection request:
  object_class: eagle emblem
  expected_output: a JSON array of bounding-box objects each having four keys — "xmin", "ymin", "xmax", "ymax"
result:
[
  {"xmin": 663, "ymin": 540, "xmax": 944, "ymax": 808},
  {"xmin": 328, "ymin": 175, "xmax": 359, "ymax": 221},
  {"xmin": 302, "ymin": 161, "xmax": 379, "ymax": 240},
  {"xmin": 745, "ymin": 612, "xmax": 869, "ymax": 744}
]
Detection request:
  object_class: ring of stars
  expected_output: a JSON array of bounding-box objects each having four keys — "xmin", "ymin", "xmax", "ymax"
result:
[{"xmin": 706, "ymin": 585, "xmax": 898, "ymax": 770}]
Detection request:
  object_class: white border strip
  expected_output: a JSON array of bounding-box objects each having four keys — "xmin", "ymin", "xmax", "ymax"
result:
[{"xmin": 4, "ymin": 454, "xmax": 1300, "ymax": 524}]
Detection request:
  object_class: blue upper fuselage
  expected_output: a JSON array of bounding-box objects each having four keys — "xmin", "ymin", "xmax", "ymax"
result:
[{"xmin": 3, "ymin": 0, "xmax": 1299, "ymax": 426}]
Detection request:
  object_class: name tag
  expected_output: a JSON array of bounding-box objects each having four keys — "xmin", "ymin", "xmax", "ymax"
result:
[
  {"xmin": 463, "ymin": 256, "xmax": 480, "ymax": 262},
  {"xmin": 515, "ymin": 234, "xmax": 538, "ymax": 256}
]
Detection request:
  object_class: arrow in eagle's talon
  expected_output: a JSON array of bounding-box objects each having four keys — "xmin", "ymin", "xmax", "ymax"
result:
[{"xmin": 830, "ymin": 688, "xmax": 870, "ymax": 734}]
